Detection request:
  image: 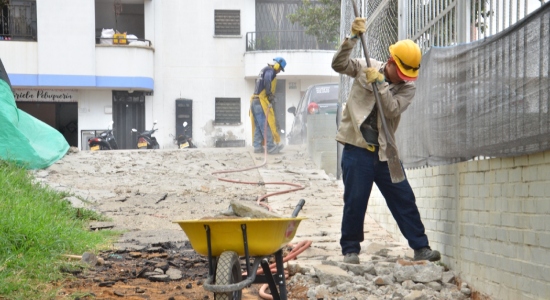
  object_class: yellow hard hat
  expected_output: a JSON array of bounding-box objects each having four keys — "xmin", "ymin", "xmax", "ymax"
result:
[{"xmin": 389, "ymin": 39, "xmax": 421, "ymax": 81}]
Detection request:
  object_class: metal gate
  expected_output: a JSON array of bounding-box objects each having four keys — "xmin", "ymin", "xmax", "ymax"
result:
[{"xmin": 113, "ymin": 91, "xmax": 145, "ymax": 149}]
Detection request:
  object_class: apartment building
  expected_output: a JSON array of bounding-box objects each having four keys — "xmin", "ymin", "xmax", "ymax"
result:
[{"xmin": 1, "ymin": 0, "xmax": 339, "ymax": 150}]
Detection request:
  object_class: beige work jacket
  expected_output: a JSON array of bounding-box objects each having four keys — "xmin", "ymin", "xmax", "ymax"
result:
[{"xmin": 331, "ymin": 38, "xmax": 416, "ymax": 162}]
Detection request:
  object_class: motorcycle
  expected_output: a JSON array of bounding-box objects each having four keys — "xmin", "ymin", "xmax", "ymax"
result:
[
  {"xmin": 132, "ymin": 120, "xmax": 160, "ymax": 149},
  {"xmin": 170, "ymin": 122, "xmax": 196, "ymax": 149},
  {"xmin": 88, "ymin": 121, "xmax": 118, "ymax": 151}
]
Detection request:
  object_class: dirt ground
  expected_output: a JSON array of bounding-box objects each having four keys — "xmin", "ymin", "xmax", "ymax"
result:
[{"xmin": 35, "ymin": 145, "xmax": 324, "ymax": 300}]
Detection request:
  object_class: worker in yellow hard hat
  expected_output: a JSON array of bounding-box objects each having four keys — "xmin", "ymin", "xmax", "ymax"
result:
[
  {"xmin": 332, "ymin": 17, "xmax": 441, "ymax": 264},
  {"xmin": 249, "ymin": 57, "xmax": 286, "ymax": 154}
]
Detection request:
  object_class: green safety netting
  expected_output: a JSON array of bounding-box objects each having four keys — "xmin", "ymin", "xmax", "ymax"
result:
[{"xmin": 0, "ymin": 59, "xmax": 69, "ymax": 169}]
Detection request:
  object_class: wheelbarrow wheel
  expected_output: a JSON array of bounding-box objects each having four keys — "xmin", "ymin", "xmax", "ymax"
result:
[{"xmin": 214, "ymin": 251, "xmax": 242, "ymax": 300}]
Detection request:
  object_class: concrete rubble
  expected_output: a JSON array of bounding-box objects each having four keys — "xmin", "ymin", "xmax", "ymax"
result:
[{"xmin": 286, "ymin": 258, "xmax": 472, "ymax": 300}]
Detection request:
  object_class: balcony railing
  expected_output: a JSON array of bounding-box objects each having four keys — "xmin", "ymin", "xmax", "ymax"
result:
[
  {"xmin": 0, "ymin": 2, "xmax": 37, "ymax": 41},
  {"xmin": 246, "ymin": 31, "xmax": 337, "ymax": 51}
]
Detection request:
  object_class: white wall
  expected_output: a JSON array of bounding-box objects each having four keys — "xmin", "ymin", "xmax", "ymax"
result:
[
  {"xmin": 149, "ymin": 0, "xmax": 253, "ymax": 148},
  {"xmin": 0, "ymin": 42, "xmax": 38, "ymax": 75},
  {"xmin": 37, "ymin": 0, "xmax": 96, "ymax": 77},
  {"xmin": 78, "ymin": 89, "xmax": 114, "ymax": 129}
]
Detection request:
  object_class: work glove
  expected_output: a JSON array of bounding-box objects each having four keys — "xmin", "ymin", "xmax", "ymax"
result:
[
  {"xmin": 351, "ymin": 17, "xmax": 366, "ymax": 37},
  {"xmin": 364, "ymin": 67, "xmax": 385, "ymax": 84},
  {"xmin": 267, "ymin": 94, "xmax": 276, "ymax": 103}
]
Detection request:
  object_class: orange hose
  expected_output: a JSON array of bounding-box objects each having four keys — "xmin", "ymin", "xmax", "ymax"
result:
[{"xmin": 211, "ymin": 108, "xmax": 305, "ymax": 212}]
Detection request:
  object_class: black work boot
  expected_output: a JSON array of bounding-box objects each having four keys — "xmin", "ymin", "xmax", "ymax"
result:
[{"xmin": 414, "ymin": 247, "xmax": 441, "ymax": 262}]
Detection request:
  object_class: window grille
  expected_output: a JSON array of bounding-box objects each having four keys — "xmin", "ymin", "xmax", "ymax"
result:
[
  {"xmin": 1, "ymin": 1, "xmax": 37, "ymax": 40},
  {"xmin": 214, "ymin": 10, "xmax": 240, "ymax": 35},
  {"xmin": 215, "ymin": 98, "xmax": 241, "ymax": 124}
]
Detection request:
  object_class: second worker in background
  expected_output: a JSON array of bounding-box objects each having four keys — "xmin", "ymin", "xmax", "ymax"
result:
[{"xmin": 250, "ymin": 57, "xmax": 286, "ymax": 155}]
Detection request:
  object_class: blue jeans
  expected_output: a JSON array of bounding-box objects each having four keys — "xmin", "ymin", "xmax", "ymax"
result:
[
  {"xmin": 340, "ymin": 144, "xmax": 429, "ymax": 255},
  {"xmin": 251, "ymin": 100, "xmax": 275, "ymax": 150}
]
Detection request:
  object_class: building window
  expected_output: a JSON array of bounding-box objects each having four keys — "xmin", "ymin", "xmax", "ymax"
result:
[
  {"xmin": 1, "ymin": 0, "xmax": 37, "ymax": 41},
  {"xmin": 214, "ymin": 10, "xmax": 240, "ymax": 36},
  {"xmin": 215, "ymin": 98, "xmax": 240, "ymax": 124}
]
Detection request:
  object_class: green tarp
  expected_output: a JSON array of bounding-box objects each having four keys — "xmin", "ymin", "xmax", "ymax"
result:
[{"xmin": 0, "ymin": 60, "xmax": 69, "ymax": 169}]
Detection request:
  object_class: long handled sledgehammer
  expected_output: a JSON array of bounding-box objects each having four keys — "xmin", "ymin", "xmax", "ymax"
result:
[{"xmin": 351, "ymin": 0, "xmax": 406, "ymax": 183}]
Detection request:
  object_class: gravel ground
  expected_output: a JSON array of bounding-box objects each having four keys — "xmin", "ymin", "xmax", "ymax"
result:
[
  {"xmin": 35, "ymin": 145, "xmax": 332, "ymax": 299},
  {"xmin": 35, "ymin": 145, "xmax": 473, "ymax": 300}
]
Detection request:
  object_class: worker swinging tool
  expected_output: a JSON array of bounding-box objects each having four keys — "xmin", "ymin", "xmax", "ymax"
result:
[
  {"xmin": 349, "ymin": 1, "xmax": 407, "ymax": 183},
  {"xmin": 330, "ymin": 0, "xmax": 441, "ymax": 265}
]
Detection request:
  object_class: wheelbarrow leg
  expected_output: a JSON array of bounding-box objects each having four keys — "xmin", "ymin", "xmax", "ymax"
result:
[
  {"xmin": 241, "ymin": 224, "xmax": 252, "ymax": 277},
  {"xmin": 275, "ymin": 248, "xmax": 287, "ymax": 300},
  {"xmin": 258, "ymin": 249, "xmax": 286, "ymax": 300},
  {"xmin": 261, "ymin": 259, "xmax": 281, "ymax": 300},
  {"xmin": 204, "ymin": 225, "xmax": 214, "ymax": 278}
]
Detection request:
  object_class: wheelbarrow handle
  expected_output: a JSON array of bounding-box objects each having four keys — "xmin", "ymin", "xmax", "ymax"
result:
[{"xmin": 291, "ymin": 199, "xmax": 306, "ymax": 218}]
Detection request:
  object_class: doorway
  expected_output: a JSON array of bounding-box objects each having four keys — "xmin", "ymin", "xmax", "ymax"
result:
[
  {"xmin": 16, "ymin": 102, "xmax": 78, "ymax": 147},
  {"xmin": 112, "ymin": 91, "xmax": 145, "ymax": 149}
]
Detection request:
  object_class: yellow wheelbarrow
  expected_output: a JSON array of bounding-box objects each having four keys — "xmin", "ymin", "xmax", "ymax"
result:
[{"xmin": 173, "ymin": 200, "xmax": 306, "ymax": 300}]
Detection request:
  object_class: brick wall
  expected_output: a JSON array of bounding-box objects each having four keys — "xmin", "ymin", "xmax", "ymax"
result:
[{"xmin": 368, "ymin": 151, "xmax": 550, "ymax": 300}]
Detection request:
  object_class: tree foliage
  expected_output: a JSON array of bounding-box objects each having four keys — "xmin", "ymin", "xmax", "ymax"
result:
[{"xmin": 288, "ymin": 0, "xmax": 341, "ymax": 45}]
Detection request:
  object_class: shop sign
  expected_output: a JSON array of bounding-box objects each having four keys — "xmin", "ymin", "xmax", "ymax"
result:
[{"xmin": 13, "ymin": 89, "xmax": 78, "ymax": 102}]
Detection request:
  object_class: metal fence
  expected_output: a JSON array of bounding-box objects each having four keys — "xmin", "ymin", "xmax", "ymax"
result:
[
  {"xmin": 336, "ymin": 1, "xmax": 549, "ymax": 171},
  {"xmin": 248, "ymin": 0, "xmax": 339, "ymax": 51},
  {"xmin": 404, "ymin": 0, "xmax": 547, "ymax": 52},
  {"xmin": 399, "ymin": 4, "xmax": 550, "ymax": 168},
  {"xmin": 337, "ymin": 0, "xmax": 398, "ymax": 110},
  {"xmin": 0, "ymin": 1, "xmax": 37, "ymax": 41}
]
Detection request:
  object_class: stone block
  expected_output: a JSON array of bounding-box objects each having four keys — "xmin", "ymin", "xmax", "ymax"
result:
[{"xmin": 229, "ymin": 200, "xmax": 282, "ymax": 219}]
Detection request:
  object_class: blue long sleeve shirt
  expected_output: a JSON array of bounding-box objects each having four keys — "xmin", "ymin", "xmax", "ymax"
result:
[{"xmin": 253, "ymin": 66, "xmax": 277, "ymax": 96}]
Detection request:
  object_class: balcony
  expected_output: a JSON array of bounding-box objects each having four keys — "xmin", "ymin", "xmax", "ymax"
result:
[
  {"xmin": 94, "ymin": 0, "xmax": 153, "ymax": 90},
  {"xmin": 95, "ymin": 43, "xmax": 154, "ymax": 90},
  {"xmin": 243, "ymin": 30, "xmax": 338, "ymax": 79}
]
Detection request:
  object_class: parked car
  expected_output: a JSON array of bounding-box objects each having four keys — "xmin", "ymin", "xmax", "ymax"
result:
[{"xmin": 287, "ymin": 83, "xmax": 339, "ymax": 144}]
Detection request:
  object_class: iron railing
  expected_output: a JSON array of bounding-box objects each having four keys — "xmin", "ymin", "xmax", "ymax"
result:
[
  {"xmin": 404, "ymin": 0, "xmax": 547, "ymax": 53},
  {"xmin": 246, "ymin": 30, "xmax": 338, "ymax": 51},
  {"xmin": 0, "ymin": 1, "xmax": 37, "ymax": 41}
]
